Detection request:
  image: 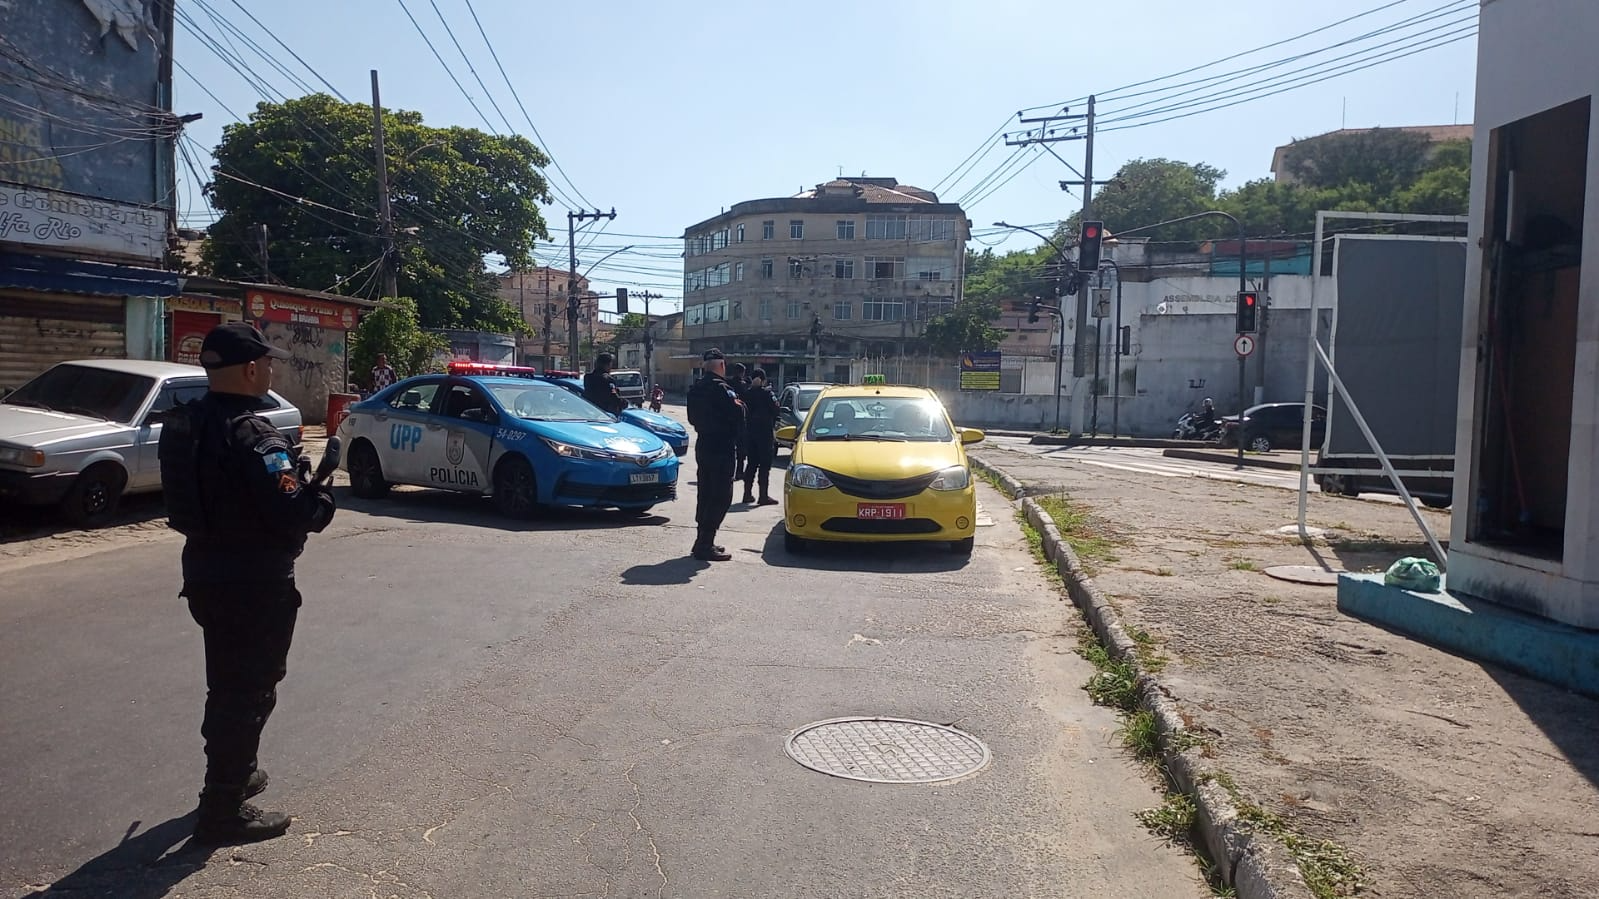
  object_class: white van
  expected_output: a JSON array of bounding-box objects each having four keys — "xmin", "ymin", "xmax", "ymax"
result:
[{"xmin": 610, "ymin": 369, "xmax": 646, "ymax": 406}]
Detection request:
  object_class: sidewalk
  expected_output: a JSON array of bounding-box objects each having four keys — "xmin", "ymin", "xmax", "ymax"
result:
[{"xmin": 972, "ymin": 443, "xmax": 1599, "ymax": 899}]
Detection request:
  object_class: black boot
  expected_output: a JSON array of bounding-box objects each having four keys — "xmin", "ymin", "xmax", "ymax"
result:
[
  {"xmin": 692, "ymin": 529, "xmax": 732, "ymax": 561},
  {"xmin": 194, "ymin": 789, "xmax": 291, "ymax": 845},
  {"xmin": 741, "ymin": 487, "xmax": 756, "ymax": 505},
  {"xmin": 245, "ymin": 768, "xmax": 268, "ymax": 798},
  {"xmin": 758, "ymin": 494, "xmax": 779, "ymax": 506}
]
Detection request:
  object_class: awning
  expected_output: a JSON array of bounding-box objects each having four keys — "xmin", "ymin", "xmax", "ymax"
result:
[{"xmin": 0, "ymin": 252, "xmax": 181, "ymax": 298}]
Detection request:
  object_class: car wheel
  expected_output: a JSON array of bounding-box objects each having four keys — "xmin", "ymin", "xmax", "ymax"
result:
[
  {"xmin": 950, "ymin": 537, "xmax": 975, "ymax": 556},
  {"xmin": 1248, "ymin": 435, "xmax": 1273, "ymax": 453},
  {"xmin": 1421, "ymin": 496, "xmax": 1452, "ymax": 510},
  {"xmin": 783, "ymin": 530, "xmax": 807, "ymax": 554},
  {"xmin": 60, "ymin": 463, "xmax": 126, "ymax": 527},
  {"xmin": 493, "ymin": 456, "xmax": 540, "ymax": 519},
  {"xmin": 347, "ymin": 441, "xmax": 390, "ymax": 498}
]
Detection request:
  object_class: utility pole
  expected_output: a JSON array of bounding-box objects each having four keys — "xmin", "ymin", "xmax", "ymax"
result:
[
  {"xmin": 632, "ymin": 290, "xmax": 663, "ymax": 389},
  {"xmin": 371, "ymin": 70, "xmax": 397, "ymax": 299},
  {"xmin": 1256, "ymin": 249, "xmax": 1272, "ymax": 405},
  {"xmin": 1008, "ymin": 97, "xmax": 1111, "ymax": 433},
  {"xmin": 568, "ymin": 208, "xmax": 616, "ymax": 371},
  {"xmin": 257, "ymin": 223, "xmax": 269, "ymax": 282}
]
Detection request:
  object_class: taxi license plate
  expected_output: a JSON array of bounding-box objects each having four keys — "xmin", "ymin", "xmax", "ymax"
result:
[
  {"xmin": 856, "ymin": 503, "xmax": 906, "ymax": 520},
  {"xmin": 630, "ymin": 472, "xmax": 660, "ymax": 485}
]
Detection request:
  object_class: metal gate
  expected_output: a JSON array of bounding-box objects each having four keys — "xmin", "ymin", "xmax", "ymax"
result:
[{"xmin": 0, "ymin": 291, "xmax": 126, "ymax": 390}]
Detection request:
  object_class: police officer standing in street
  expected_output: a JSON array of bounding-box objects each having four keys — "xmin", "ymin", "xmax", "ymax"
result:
[
  {"xmin": 686, "ymin": 348, "xmax": 744, "ymax": 561},
  {"xmin": 584, "ymin": 352, "xmax": 627, "ymax": 415},
  {"xmin": 158, "ymin": 322, "xmax": 337, "ymax": 844},
  {"xmin": 740, "ymin": 368, "xmax": 781, "ymax": 506}
]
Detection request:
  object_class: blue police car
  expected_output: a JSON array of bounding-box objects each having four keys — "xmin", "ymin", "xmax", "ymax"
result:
[
  {"xmin": 540, "ymin": 376, "xmax": 689, "ymax": 456},
  {"xmin": 337, "ymin": 372, "xmax": 679, "ymax": 517}
]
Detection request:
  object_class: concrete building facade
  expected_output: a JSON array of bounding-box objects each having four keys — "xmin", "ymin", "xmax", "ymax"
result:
[
  {"xmin": 496, "ymin": 267, "xmax": 601, "ymax": 369},
  {"xmin": 679, "ymin": 177, "xmax": 970, "ymax": 388}
]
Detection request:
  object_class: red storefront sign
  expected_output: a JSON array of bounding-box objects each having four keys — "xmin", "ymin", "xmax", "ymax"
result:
[
  {"xmin": 172, "ymin": 310, "xmax": 219, "ymax": 366},
  {"xmin": 246, "ymin": 289, "xmax": 359, "ymax": 330}
]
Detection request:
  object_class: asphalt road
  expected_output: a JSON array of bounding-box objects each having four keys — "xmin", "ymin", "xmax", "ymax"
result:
[{"xmin": 0, "ymin": 425, "xmax": 1203, "ymax": 898}]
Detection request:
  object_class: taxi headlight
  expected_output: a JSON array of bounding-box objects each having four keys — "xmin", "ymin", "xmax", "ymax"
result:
[
  {"xmin": 0, "ymin": 445, "xmax": 46, "ymax": 468},
  {"xmin": 929, "ymin": 465, "xmax": 970, "ymax": 491},
  {"xmin": 789, "ymin": 464, "xmax": 833, "ymax": 490}
]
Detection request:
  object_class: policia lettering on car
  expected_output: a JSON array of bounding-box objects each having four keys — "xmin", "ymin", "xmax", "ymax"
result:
[{"xmin": 429, "ymin": 466, "xmax": 481, "ymax": 486}]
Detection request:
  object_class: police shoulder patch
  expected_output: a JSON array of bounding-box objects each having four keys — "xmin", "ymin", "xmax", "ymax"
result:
[
  {"xmin": 278, "ymin": 472, "xmax": 300, "ymax": 494},
  {"xmin": 262, "ymin": 451, "xmax": 295, "ymax": 474}
]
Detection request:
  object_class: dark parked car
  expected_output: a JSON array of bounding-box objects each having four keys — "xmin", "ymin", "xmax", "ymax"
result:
[
  {"xmin": 774, "ymin": 382, "xmax": 831, "ymax": 452},
  {"xmin": 1218, "ymin": 402, "xmax": 1326, "ymax": 453}
]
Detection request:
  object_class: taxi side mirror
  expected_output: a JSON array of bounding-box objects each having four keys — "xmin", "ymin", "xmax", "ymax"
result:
[
  {"xmin": 959, "ymin": 427, "xmax": 986, "ymax": 445},
  {"xmin": 775, "ymin": 425, "xmax": 799, "ymax": 442}
]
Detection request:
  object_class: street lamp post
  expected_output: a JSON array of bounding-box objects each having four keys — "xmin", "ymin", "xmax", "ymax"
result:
[
  {"xmin": 994, "ymin": 221, "xmax": 1074, "ymax": 431},
  {"xmin": 1110, "ymin": 210, "xmax": 1248, "ymax": 468}
]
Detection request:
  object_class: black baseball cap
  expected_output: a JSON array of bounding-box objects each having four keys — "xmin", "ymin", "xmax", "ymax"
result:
[
  {"xmin": 702, "ymin": 348, "xmax": 725, "ymax": 361},
  {"xmin": 728, "ymin": 362, "xmax": 746, "ymax": 375},
  {"xmin": 200, "ymin": 322, "xmax": 290, "ymax": 369}
]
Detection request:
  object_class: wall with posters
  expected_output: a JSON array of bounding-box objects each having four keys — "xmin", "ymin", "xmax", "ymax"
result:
[
  {"xmin": 166, "ymin": 295, "xmax": 243, "ymax": 366},
  {"xmin": 245, "ymin": 289, "xmax": 362, "ymax": 424}
]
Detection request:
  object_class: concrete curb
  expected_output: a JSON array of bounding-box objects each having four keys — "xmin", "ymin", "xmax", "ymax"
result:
[
  {"xmin": 980, "ymin": 458, "xmax": 1314, "ymax": 899},
  {"xmin": 1029, "ymin": 435, "xmax": 1217, "ymax": 449},
  {"xmin": 968, "ymin": 455, "xmax": 1030, "ymax": 499},
  {"xmin": 1162, "ymin": 448, "xmax": 1304, "ymax": 471}
]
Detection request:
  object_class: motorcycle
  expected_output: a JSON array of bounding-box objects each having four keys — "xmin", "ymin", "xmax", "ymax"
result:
[
  {"xmin": 648, "ymin": 388, "xmax": 664, "ymax": 413},
  {"xmin": 1173, "ymin": 410, "xmax": 1222, "ymax": 441}
]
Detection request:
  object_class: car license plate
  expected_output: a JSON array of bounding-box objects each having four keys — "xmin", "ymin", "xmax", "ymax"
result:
[
  {"xmin": 630, "ymin": 472, "xmax": 659, "ymax": 485},
  {"xmin": 856, "ymin": 503, "xmax": 906, "ymax": 520}
]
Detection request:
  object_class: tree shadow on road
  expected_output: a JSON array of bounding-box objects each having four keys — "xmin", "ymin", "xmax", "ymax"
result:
[{"xmin": 22, "ymin": 813, "xmax": 213, "ymax": 899}]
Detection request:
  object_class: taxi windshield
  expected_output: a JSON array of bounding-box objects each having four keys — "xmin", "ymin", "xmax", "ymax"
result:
[
  {"xmin": 804, "ymin": 396, "xmax": 952, "ymax": 442},
  {"xmin": 487, "ymin": 382, "xmax": 612, "ymax": 422}
]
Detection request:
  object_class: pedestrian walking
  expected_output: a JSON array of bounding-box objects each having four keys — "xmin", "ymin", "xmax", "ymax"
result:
[
  {"xmin": 741, "ymin": 368, "xmax": 780, "ymax": 506},
  {"xmin": 583, "ymin": 352, "xmax": 627, "ymax": 414},
  {"xmin": 685, "ymin": 348, "xmax": 744, "ymax": 561},
  {"xmin": 726, "ymin": 362, "xmax": 750, "ymax": 478},
  {"xmin": 370, "ymin": 352, "xmax": 398, "ymax": 392},
  {"xmin": 158, "ymin": 322, "xmax": 337, "ymax": 845}
]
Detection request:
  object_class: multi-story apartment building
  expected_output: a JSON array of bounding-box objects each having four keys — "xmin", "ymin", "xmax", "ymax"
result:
[
  {"xmin": 496, "ymin": 267, "xmax": 605, "ymax": 368},
  {"xmin": 679, "ymin": 177, "xmax": 969, "ymax": 386}
]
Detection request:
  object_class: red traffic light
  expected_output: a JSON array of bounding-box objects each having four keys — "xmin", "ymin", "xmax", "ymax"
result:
[
  {"xmin": 1084, "ymin": 224, "xmax": 1100, "ymax": 239},
  {"xmin": 1244, "ymin": 294, "xmax": 1256, "ymax": 306}
]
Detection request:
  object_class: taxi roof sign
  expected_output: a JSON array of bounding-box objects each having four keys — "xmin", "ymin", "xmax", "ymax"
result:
[{"xmin": 863, "ymin": 374, "xmax": 887, "ymax": 385}]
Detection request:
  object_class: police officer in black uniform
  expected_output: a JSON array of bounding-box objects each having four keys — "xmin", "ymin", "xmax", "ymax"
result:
[
  {"xmin": 740, "ymin": 368, "xmax": 781, "ymax": 506},
  {"xmin": 583, "ymin": 352, "xmax": 626, "ymax": 415},
  {"xmin": 686, "ymin": 348, "xmax": 744, "ymax": 561},
  {"xmin": 158, "ymin": 322, "xmax": 337, "ymax": 844},
  {"xmin": 726, "ymin": 362, "xmax": 751, "ymax": 479}
]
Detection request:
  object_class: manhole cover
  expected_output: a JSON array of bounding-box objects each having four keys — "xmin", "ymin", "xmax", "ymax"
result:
[
  {"xmin": 1263, "ymin": 564, "xmax": 1344, "ymax": 586},
  {"xmin": 784, "ymin": 717, "xmax": 990, "ymax": 784}
]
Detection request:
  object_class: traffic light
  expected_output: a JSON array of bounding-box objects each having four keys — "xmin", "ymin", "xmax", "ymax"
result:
[
  {"xmin": 616, "ymin": 287, "xmax": 628, "ymax": 314},
  {"xmin": 1078, "ymin": 220, "xmax": 1105, "ymax": 273},
  {"xmin": 1236, "ymin": 290, "xmax": 1260, "ymax": 333},
  {"xmin": 1027, "ymin": 298, "xmax": 1041, "ymax": 324}
]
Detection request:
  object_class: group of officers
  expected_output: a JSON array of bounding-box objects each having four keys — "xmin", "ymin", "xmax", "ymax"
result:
[{"xmin": 155, "ymin": 325, "xmax": 788, "ymax": 847}]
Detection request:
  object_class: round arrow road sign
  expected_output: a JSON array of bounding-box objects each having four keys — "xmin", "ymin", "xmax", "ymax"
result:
[{"xmin": 1234, "ymin": 334, "xmax": 1256, "ymax": 357}]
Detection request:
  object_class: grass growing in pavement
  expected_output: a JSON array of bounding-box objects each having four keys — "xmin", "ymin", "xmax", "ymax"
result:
[
  {"xmin": 975, "ymin": 466, "xmax": 1016, "ymax": 500},
  {"xmin": 1033, "ymin": 492, "xmax": 1121, "ymax": 570},
  {"xmin": 1228, "ymin": 559, "xmax": 1259, "ymax": 571},
  {"xmin": 1136, "ymin": 791, "xmax": 1197, "ymax": 842},
  {"xmin": 1204, "ymin": 773, "xmax": 1366, "ymax": 899}
]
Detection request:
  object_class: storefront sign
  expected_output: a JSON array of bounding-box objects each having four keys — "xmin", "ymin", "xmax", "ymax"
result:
[
  {"xmin": 959, "ymin": 351, "xmax": 1002, "ymax": 391},
  {"xmin": 247, "ymin": 289, "xmax": 359, "ymax": 330},
  {"xmin": 0, "ymin": 183, "xmax": 167, "ymax": 261},
  {"xmin": 169, "ymin": 294, "xmax": 243, "ymax": 316},
  {"xmin": 171, "ymin": 310, "xmax": 218, "ymax": 366}
]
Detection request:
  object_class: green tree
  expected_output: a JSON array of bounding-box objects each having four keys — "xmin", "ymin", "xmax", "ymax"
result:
[
  {"xmin": 1279, "ymin": 127, "xmax": 1434, "ymax": 197},
  {"xmin": 202, "ymin": 94, "xmax": 552, "ymax": 333},
  {"xmin": 609, "ymin": 312, "xmax": 648, "ymax": 344},
  {"xmin": 1068, "ymin": 158, "xmax": 1228, "ymax": 242},
  {"xmin": 923, "ymin": 297, "xmax": 1005, "ymax": 355},
  {"xmin": 349, "ymin": 297, "xmax": 448, "ymax": 389}
]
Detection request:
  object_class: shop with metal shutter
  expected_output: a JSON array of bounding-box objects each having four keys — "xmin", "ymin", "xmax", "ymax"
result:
[{"xmin": 0, "ymin": 291, "xmax": 126, "ymax": 390}]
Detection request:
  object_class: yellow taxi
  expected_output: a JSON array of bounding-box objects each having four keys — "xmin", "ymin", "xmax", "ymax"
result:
[{"xmin": 775, "ymin": 384, "xmax": 985, "ymax": 555}]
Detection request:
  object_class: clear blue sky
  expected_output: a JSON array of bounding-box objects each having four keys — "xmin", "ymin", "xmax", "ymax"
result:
[{"xmin": 173, "ymin": 0, "xmax": 1480, "ymax": 313}]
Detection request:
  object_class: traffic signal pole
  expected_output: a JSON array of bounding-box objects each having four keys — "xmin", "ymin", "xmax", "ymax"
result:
[{"xmin": 567, "ymin": 208, "xmax": 616, "ymax": 370}]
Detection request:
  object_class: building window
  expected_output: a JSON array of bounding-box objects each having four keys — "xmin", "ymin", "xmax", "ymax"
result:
[
  {"xmin": 736, "ymin": 224, "xmax": 745, "ymax": 242},
  {"xmin": 834, "ymin": 259, "xmax": 854, "ymax": 279},
  {"xmin": 762, "ymin": 220, "xmax": 774, "ymax": 240},
  {"xmin": 789, "ymin": 258, "xmax": 804, "ymax": 279},
  {"xmin": 757, "ymin": 298, "xmax": 773, "ymax": 320},
  {"xmin": 735, "ymin": 262, "xmax": 745, "ymax": 281},
  {"xmin": 732, "ymin": 300, "xmax": 743, "ymax": 320},
  {"xmin": 865, "ymin": 256, "xmax": 905, "ymax": 280},
  {"xmin": 836, "ymin": 219, "xmax": 855, "ymax": 239},
  {"xmin": 760, "ymin": 258, "xmax": 774, "ymax": 279},
  {"xmin": 862, "ymin": 299, "xmax": 905, "ymax": 321},
  {"xmin": 910, "ymin": 218, "xmax": 956, "ymax": 241},
  {"xmin": 865, "ymin": 214, "xmax": 908, "ymax": 240},
  {"xmin": 833, "ymin": 302, "xmax": 852, "ymax": 321},
  {"xmin": 787, "ymin": 299, "xmax": 803, "ymax": 319},
  {"xmin": 790, "ymin": 219, "xmax": 804, "ymax": 239}
]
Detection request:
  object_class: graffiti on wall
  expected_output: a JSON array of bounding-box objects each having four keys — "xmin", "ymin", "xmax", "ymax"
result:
[{"xmin": 261, "ymin": 321, "xmax": 345, "ymax": 424}]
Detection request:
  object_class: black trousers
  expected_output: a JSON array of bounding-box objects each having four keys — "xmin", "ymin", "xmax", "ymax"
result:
[
  {"xmin": 186, "ymin": 581, "xmax": 300, "ymax": 799},
  {"xmin": 743, "ymin": 433, "xmax": 775, "ymax": 497},
  {"xmin": 695, "ymin": 443, "xmax": 736, "ymax": 544}
]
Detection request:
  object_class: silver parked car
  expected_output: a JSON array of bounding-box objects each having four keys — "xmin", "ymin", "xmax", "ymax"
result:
[{"xmin": 0, "ymin": 359, "xmax": 302, "ymax": 525}]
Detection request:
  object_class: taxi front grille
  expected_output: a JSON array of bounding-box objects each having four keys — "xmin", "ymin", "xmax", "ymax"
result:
[
  {"xmin": 821, "ymin": 517, "xmax": 942, "ymax": 535},
  {"xmin": 823, "ymin": 470, "xmax": 937, "ymax": 500}
]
